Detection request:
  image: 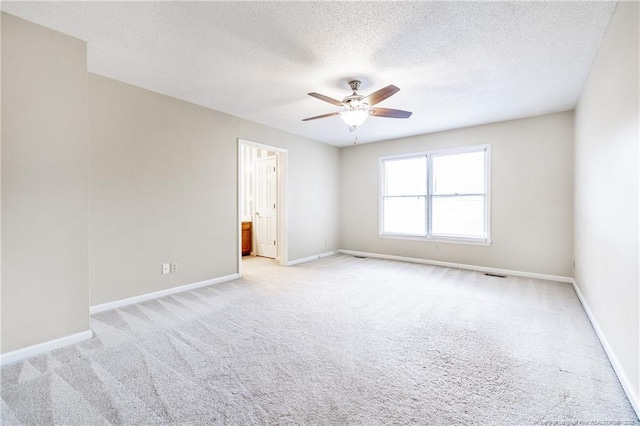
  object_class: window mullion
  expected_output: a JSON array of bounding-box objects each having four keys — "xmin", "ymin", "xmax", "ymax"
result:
[
  {"xmin": 426, "ymin": 154, "xmax": 432, "ymax": 238},
  {"xmin": 379, "ymin": 145, "xmax": 490, "ymax": 242},
  {"xmin": 430, "ymin": 193, "xmax": 485, "ymax": 197}
]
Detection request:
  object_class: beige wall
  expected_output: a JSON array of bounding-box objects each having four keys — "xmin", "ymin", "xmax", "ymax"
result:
[
  {"xmin": 1, "ymin": 13, "xmax": 89, "ymax": 352},
  {"xmin": 574, "ymin": 1, "xmax": 639, "ymax": 410},
  {"xmin": 237, "ymin": 121, "xmax": 341, "ymax": 261},
  {"xmin": 89, "ymin": 74, "xmax": 341, "ymax": 306},
  {"xmin": 3, "ymin": 13, "xmax": 636, "ymax": 411},
  {"xmin": 88, "ymin": 74, "xmax": 237, "ymax": 305},
  {"xmin": 341, "ymin": 112, "xmax": 574, "ymax": 277}
]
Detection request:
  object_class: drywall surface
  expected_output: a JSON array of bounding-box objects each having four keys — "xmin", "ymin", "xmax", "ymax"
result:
[
  {"xmin": 89, "ymin": 74, "xmax": 340, "ymax": 305},
  {"xmin": 1, "ymin": 13, "xmax": 89, "ymax": 352},
  {"xmin": 341, "ymin": 112, "xmax": 574, "ymax": 277},
  {"xmin": 574, "ymin": 1, "xmax": 639, "ymax": 410},
  {"xmin": 237, "ymin": 121, "xmax": 341, "ymax": 261},
  {"xmin": 88, "ymin": 74, "xmax": 237, "ymax": 305}
]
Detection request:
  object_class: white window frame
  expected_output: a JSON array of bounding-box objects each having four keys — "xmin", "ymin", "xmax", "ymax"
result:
[{"xmin": 379, "ymin": 144, "xmax": 491, "ymax": 245}]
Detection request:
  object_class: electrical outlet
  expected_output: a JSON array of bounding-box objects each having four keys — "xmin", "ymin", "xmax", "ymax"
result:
[
  {"xmin": 170, "ymin": 262, "xmax": 178, "ymax": 273},
  {"xmin": 435, "ymin": 245, "xmax": 439, "ymax": 251},
  {"xmin": 162, "ymin": 263, "xmax": 170, "ymax": 274}
]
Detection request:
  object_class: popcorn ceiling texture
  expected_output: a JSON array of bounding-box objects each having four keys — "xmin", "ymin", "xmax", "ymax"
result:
[
  {"xmin": 1, "ymin": 255, "xmax": 637, "ymax": 425},
  {"xmin": 1, "ymin": 1, "xmax": 616, "ymax": 146}
]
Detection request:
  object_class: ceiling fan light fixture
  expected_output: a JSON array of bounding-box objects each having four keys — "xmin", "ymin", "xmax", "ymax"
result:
[
  {"xmin": 341, "ymin": 107, "xmax": 370, "ymax": 129},
  {"xmin": 303, "ymin": 81, "xmax": 410, "ymax": 131}
]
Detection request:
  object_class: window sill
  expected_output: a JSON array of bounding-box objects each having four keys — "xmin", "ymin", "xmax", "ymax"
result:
[{"xmin": 378, "ymin": 233, "xmax": 492, "ymax": 246}]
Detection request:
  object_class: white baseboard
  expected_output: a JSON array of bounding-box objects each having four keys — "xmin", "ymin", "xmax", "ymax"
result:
[
  {"xmin": 571, "ymin": 279, "xmax": 639, "ymax": 418},
  {"xmin": 89, "ymin": 273, "xmax": 240, "ymax": 315},
  {"xmin": 338, "ymin": 250, "xmax": 573, "ymax": 283},
  {"xmin": 287, "ymin": 251, "xmax": 339, "ymax": 266},
  {"xmin": 0, "ymin": 330, "xmax": 93, "ymax": 366}
]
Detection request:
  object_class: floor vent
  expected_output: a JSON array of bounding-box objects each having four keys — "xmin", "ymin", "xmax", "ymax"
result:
[{"xmin": 484, "ymin": 273, "xmax": 507, "ymax": 278}]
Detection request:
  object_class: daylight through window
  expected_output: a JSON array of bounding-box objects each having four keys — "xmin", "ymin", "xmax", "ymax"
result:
[{"xmin": 380, "ymin": 145, "xmax": 490, "ymax": 243}]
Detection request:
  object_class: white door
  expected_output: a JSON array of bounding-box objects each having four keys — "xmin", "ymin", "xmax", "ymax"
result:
[{"xmin": 254, "ymin": 156, "xmax": 277, "ymax": 258}]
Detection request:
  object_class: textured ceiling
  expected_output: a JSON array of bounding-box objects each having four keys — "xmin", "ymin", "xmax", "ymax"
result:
[{"xmin": 1, "ymin": 1, "xmax": 616, "ymax": 147}]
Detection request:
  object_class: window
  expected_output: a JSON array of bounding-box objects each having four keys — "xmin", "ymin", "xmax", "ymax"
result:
[{"xmin": 380, "ymin": 145, "xmax": 490, "ymax": 244}]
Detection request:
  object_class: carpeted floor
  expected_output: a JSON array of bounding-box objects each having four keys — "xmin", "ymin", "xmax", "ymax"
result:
[{"xmin": 1, "ymin": 254, "xmax": 637, "ymax": 425}]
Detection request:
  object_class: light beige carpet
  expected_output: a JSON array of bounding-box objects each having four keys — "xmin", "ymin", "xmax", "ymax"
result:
[{"xmin": 1, "ymin": 254, "xmax": 637, "ymax": 425}]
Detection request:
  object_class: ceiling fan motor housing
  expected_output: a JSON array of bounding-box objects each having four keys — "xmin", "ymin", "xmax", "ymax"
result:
[
  {"xmin": 302, "ymin": 81, "xmax": 410, "ymax": 126},
  {"xmin": 343, "ymin": 94, "xmax": 369, "ymax": 111}
]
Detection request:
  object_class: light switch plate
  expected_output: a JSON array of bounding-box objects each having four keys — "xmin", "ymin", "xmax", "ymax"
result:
[
  {"xmin": 162, "ymin": 263, "xmax": 170, "ymax": 274},
  {"xmin": 170, "ymin": 263, "xmax": 178, "ymax": 273}
]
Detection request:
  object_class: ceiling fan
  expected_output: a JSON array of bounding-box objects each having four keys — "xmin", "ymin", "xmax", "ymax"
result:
[{"xmin": 302, "ymin": 80, "xmax": 412, "ymax": 132}]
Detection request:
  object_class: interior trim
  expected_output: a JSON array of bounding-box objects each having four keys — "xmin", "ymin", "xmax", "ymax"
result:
[
  {"xmin": 287, "ymin": 251, "xmax": 339, "ymax": 266},
  {"xmin": 0, "ymin": 330, "xmax": 93, "ymax": 366},
  {"xmin": 338, "ymin": 249, "xmax": 573, "ymax": 283},
  {"xmin": 89, "ymin": 273, "xmax": 240, "ymax": 315},
  {"xmin": 571, "ymin": 279, "xmax": 639, "ymax": 418}
]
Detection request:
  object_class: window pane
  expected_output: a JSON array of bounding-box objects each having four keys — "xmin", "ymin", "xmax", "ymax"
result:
[
  {"xmin": 431, "ymin": 196, "xmax": 485, "ymax": 238},
  {"xmin": 383, "ymin": 196, "xmax": 426, "ymax": 235},
  {"xmin": 384, "ymin": 157, "xmax": 426, "ymax": 196},
  {"xmin": 432, "ymin": 150, "xmax": 485, "ymax": 195}
]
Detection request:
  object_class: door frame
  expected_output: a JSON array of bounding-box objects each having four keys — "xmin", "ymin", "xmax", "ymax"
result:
[{"xmin": 237, "ymin": 139, "xmax": 288, "ymax": 277}]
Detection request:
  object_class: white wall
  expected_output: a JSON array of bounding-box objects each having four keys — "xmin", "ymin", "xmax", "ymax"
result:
[
  {"xmin": 1, "ymin": 13, "xmax": 89, "ymax": 352},
  {"xmin": 574, "ymin": 1, "xmax": 639, "ymax": 411},
  {"xmin": 89, "ymin": 74, "xmax": 341, "ymax": 306},
  {"xmin": 341, "ymin": 112, "xmax": 574, "ymax": 277}
]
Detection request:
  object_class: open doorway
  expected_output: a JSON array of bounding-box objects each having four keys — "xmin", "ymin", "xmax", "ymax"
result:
[{"xmin": 238, "ymin": 139, "xmax": 288, "ymax": 277}]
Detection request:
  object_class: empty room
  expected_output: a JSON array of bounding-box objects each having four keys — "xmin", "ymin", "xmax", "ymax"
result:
[{"xmin": 1, "ymin": 1, "xmax": 638, "ymax": 425}]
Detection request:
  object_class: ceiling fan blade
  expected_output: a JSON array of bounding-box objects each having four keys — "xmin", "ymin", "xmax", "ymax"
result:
[
  {"xmin": 370, "ymin": 107, "xmax": 412, "ymax": 119},
  {"xmin": 301, "ymin": 112, "xmax": 341, "ymax": 121},
  {"xmin": 308, "ymin": 92, "xmax": 343, "ymax": 106},
  {"xmin": 364, "ymin": 85, "xmax": 400, "ymax": 106}
]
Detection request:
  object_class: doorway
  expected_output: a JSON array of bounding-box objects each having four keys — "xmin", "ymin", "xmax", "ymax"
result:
[
  {"xmin": 238, "ymin": 139, "xmax": 288, "ymax": 276},
  {"xmin": 254, "ymin": 156, "xmax": 277, "ymax": 258}
]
